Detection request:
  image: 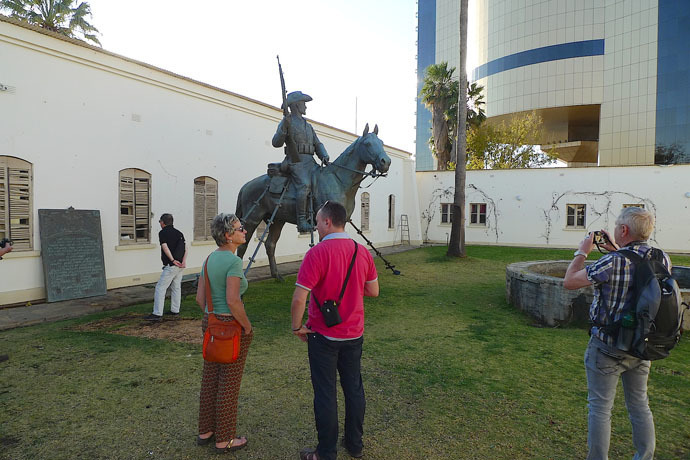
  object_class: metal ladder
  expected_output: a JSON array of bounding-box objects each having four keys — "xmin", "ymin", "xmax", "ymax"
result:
[
  {"xmin": 399, "ymin": 214, "xmax": 410, "ymax": 245},
  {"xmin": 243, "ymin": 182, "xmax": 289, "ymax": 276}
]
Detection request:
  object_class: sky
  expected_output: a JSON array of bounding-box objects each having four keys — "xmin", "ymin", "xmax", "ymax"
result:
[{"xmin": 85, "ymin": 0, "xmax": 419, "ymax": 153}]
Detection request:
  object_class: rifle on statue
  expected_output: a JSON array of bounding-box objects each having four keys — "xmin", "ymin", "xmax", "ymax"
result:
[{"xmin": 277, "ymin": 56, "xmax": 300, "ymax": 164}]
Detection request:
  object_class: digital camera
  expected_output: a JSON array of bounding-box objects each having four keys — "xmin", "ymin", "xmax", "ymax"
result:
[
  {"xmin": 593, "ymin": 231, "xmax": 609, "ymax": 245},
  {"xmin": 0, "ymin": 238, "xmax": 12, "ymax": 248}
]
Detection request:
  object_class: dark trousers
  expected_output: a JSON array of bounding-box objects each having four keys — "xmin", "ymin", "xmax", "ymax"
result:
[{"xmin": 307, "ymin": 333, "xmax": 365, "ymax": 460}]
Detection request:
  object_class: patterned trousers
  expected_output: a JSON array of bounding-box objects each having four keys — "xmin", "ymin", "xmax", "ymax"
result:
[{"xmin": 198, "ymin": 314, "xmax": 253, "ymax": 442}]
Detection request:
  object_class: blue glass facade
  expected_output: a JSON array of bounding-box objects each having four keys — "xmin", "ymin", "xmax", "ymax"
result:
[
  {"xmin": 655, "ymin": 0, "xmax": 690, "ymax": 164},
  {"xmin": 415, "ymin": 0, "xmax": 436, "ymax": 171},
  {"xmin": 471, "ymin": 40, "xmax": 605, "ymax": 80}
]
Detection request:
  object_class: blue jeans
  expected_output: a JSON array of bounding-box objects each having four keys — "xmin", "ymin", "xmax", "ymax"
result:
[
  {"xmin": 584, "ymin": 337, "xmax": 655, "ymax": 460},
  {"xmin": 153, "ymin": 265, "xmax": 184, "ymax": 316},
  {"xmin": 307, "ymin": 333, "xmax": 365, "ymax": 460}
]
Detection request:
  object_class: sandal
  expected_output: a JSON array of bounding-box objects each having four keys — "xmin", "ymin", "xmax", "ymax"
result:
[
  {"xmin": 197, "ymin": 433, "xmax": 214, "ymax": 446},
  {"xmin": 215, "ymin": 437, "xmax": 248, "ymax": 453},
  {"xmin": 299, "ymin": 447, "xmax": 319, "ymax": 460}
]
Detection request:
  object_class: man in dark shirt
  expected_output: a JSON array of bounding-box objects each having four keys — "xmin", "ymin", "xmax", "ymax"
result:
[{"xmin": 145, "ymin": 213, "xmax": 187, "ymax": 320}]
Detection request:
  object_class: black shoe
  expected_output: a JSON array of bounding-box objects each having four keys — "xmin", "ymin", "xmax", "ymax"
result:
[
  {"xmin": 340, "ymin": 438, "xmax": 363, "ymax": 458},
  {"xmin": 164, "ymin": 311, "xmax": 180, "ymax": 316},
  {"xmin": 144, "ymin": 314, "xmax": 162, "ymax": 321}
]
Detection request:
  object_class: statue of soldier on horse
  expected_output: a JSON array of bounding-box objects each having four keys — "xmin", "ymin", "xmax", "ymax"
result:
[{"xmin": 234, "ymin": 59, "xmax": 391, "ymax": 279}]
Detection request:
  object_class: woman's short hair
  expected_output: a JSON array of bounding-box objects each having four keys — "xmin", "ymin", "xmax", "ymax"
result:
[
  {"xmin": 616, "ymin": 207, "xmax": 654, "ymax": 240},
  {"xmin": 210, "ymin": 213, "xmax": 240, "ymax": 246}
]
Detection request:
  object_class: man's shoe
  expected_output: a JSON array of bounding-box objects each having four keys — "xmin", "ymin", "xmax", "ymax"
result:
[
  {"xmin": 144, "ymin": 314, "xmax": 162, "ymax": 321},
  {"xmin": 164, "ymin": 311, "xmax": 180, "ymax": 316},
  {"xmin": 340, "ymin": 438, "xmax": 363, "ymax": 458}
]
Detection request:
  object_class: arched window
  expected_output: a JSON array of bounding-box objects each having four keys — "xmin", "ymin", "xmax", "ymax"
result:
[
  {"xmin": 119, "ymin": 168, "xmax": 151, "ymax": 244},
  {"xmin": 0, "ymin": 156, "xmax": 33, "ymax": 250},
  {"xmin": 194, "ymin": 176, "xmax": 218, "ymax": 241},
  {"xmin": 360, "ymin": 192, "xmax": 370, "ymax": 231},
  {"xmin": 388, "ymin": 194, "xmax": 395, "ymax": 229}
]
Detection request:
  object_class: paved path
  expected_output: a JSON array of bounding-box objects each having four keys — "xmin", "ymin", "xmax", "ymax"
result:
[{"xmin": 0, "ymin": 244, "xmax": 419, "ymax": 331}]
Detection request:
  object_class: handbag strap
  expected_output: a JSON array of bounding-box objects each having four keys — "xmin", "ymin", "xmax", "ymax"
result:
[
  {"xmin": 311, "ymin": 240, "xmax": 358, "ymax": 306},
  {"xmin": 203, "ymin": 256, "xmax": 215, "ymax": 315}
]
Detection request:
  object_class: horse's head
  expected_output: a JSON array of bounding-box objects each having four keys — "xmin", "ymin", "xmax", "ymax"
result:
[{"xmin": 357, "ymin": 124, "xmax": 390, "ymax": 173}]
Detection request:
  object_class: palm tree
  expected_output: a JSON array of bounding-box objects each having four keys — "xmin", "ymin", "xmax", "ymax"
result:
[
  {"xmin": 0, "ymin": 0, "xmax": 101, "ymax": 46},
  {"xmin": 420, "ymin": 62, "xmax": 455, "ymax": 171},
  {"xmin": 447, "ymin": 0, "xmax": 469, "ymax": 258},
  {"xmin": 448, "ymin": 80, "xmax": 486, "ymax": 164}
]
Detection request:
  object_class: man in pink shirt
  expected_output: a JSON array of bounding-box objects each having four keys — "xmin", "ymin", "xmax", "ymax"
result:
[{"xmin": 291, "ymin": 201, "xmax": 379, "ymax": 460}]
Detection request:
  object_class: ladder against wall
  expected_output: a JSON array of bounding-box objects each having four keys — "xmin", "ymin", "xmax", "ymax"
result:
[{"xmin": 399, "ymin": 214, "xmax": 410, "ymax": 245}]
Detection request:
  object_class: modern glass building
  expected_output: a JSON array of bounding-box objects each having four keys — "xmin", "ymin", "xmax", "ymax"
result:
[{"xmin": 416, "ymin": 0, "xmax": 690, "ymax": 170}]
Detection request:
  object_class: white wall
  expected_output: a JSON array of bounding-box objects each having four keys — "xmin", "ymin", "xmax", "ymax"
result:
[
  {"xmin": 417, "ymin": 165, "xmax": 690, "ymax": 253},
  {"xmin": 0, "ymin": 18, "xmax": 420, "ymax": 304}
]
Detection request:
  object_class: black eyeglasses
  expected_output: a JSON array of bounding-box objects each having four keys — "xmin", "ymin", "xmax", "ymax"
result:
[{"xmin": 234, "ymin": 225, "xmax": 246, "ymax": 233}]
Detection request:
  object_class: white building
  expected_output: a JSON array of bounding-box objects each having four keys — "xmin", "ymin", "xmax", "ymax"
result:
[
  {"xmin": 0, "ymin": 17, "xmax": 422, "ymax": 305},
  {"xmin": 416, "ymin": 0, "xmax": 690, "ymax": 169},
  {"xmin": 418, "ymin": 166, "xmax": 690, "ymax": 254}
]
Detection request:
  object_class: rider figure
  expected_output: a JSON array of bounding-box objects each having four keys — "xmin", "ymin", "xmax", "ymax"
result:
[{"xmin": 272, "ymin": 91, "xmax": 329, "ymax": 232}]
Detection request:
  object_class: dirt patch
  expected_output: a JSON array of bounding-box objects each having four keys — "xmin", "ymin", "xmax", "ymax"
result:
[{"xmin": 71, "ymin": 313, "xmax": 202, "ymax": 344}]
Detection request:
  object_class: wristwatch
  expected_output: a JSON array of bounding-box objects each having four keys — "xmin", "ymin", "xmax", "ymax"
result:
[{"xmin": 573, "ymin": 249, "xmax": 588, "ymax": 258}]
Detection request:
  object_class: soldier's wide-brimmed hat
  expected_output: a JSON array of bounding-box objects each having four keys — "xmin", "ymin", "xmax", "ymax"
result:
[{"xmin": 286, "ymin": 91, "xmax": 312, "ymax": 106}]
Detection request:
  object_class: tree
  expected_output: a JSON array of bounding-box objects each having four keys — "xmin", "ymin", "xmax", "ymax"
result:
[
  {"xmin": 448, "ymin": 81, "xmax": 486, "ymax": 164},
  {"xmin": 421, "ymin": 64, "xmax": 486, "ymax": 170},
  {"xmin": 420, "ymin": 62, "xmax": 455, "ymax": 171},
  {"xmin": 654, "ymin": 142, "xmax": 685, "ymax": 164},
  {"xmin": 447, "ymin": 0, "xmax": 469, "ymax": 258},
  {"xmin": 466, "ymin": 111, "xmax": 558, "ymax": 169},
  {"xmin": 0, "ymin": 0, "xmax": 101, "ymax": 46}
]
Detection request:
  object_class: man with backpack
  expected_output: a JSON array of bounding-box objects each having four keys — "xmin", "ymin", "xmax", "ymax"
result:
[{"xmin": 563, "ymin": 207, "xmax": 672, "ymax": 460}]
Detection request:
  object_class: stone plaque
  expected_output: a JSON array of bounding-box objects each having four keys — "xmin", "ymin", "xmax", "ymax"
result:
[{"xmin": 39, "ymin": 209, "xmax": 107, "ymax": 302}]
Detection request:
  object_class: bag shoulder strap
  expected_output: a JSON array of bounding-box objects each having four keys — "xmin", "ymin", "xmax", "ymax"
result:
[
  {"xmin": 203, "ymin": 256, "xmax": 214, "ymax": 315},
  {"xmin": 337, "ymin": 241, "xmax": 359, "ymax": 304}
]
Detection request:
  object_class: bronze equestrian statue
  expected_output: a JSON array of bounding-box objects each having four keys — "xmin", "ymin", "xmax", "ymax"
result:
[{"xmin": 235, "ymin": 123, "xmax": 390, "ymax": 280}]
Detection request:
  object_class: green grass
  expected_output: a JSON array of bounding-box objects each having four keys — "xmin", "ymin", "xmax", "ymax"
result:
[{"xmin": 1, "ymin": 246, "xmax": 689, "ymax": 459}]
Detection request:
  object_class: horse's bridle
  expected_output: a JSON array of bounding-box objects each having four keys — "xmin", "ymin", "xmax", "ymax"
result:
[{"xmin": 328, "ymin": 161, "xmax": 386, "ymax": 178}]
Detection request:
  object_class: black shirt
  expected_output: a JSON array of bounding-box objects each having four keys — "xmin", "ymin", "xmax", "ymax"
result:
[{"xmin": 159, "ymin": 225, "xmax": 185, "ymax": 266}]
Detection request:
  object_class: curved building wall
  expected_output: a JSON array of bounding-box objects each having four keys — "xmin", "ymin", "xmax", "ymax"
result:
[{"xmin": 470, "ymin": 0, "xmax": 659, "ymax": 166}]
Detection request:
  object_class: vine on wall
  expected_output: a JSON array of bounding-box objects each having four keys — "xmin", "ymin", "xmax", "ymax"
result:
[
  {"xmin": 421, "ymin": 184, "xmax": 500, "ymax": 243},
  {"xmin": 541, "ymin": 191, "xmax": 657, "ymax": 244}
]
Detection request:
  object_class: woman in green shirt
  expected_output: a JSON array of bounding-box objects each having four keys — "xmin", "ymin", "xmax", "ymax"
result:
[{"xmin": 195, "ymin": 213, "xmax": 252, "ymax": 453}]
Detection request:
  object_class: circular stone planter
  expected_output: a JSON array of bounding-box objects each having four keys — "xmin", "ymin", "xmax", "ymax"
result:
[{"xmin": 506, "ymin": 261, "xmax": 690, "ymax": 330}]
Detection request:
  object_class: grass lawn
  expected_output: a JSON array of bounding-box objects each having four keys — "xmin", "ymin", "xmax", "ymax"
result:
[{"xmin": 1, "ymin": 246, "xmax": 689, "ymax": 460}]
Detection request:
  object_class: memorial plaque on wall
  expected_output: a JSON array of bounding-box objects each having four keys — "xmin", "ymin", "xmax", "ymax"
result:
[{"xmin": 39, "ymin": 209, "xmax": 107, "ymax": 302}]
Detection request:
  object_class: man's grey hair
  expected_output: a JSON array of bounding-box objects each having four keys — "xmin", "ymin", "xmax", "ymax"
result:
[
  {"xmin": 616, "ymin": 207, "xmax": 654, "ymax": 241},
  {"xmin": 210, "ymin": 213, "xmax": 240, "ymax": 246}
]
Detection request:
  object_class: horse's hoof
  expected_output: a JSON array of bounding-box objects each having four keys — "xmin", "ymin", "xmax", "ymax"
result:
[{"xmin": 273, "ymin": 274, "xmax": 284, "ymax": 282}]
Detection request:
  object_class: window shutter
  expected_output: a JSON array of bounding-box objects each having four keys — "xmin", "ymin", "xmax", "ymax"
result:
[
  {"xmin": 134, "ymin": 176, "xmax": 150, "ymax": 242},
  {"xmin": 119, "ymin": 169, "xmax": 150, "ymax": 244},
  {"xmin": 194, "ymin": 178, "xmax": 206, "ymax": 240},
  {"xmin": 194, "ymin": 177, "xmax": 218, "ymax": 241},
  {"xmin": 205, "ymin": 178, "xmax": 218, "ymax": 239},
  {"xmin": 8, "ymin": 165, "xmax": 32, "ymax": 249},
  {"xmin": 361, "ymin": 192, "xmax": 370, "ymax": 231},
  {"xmin": 119, "ymin": 173, "xmax": 135, "ymax": 241},
  {"xmin": 0, "ymin": 164, "xmax": 6, "ymax": 240},
  {"xmin": 0, "ymin": 157, "xmax": 33, "ymax": 250}
]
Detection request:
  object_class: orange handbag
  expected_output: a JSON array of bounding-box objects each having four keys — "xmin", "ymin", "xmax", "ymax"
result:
[{"xmin": 201, "ymin": 258, "xmax": 242, "ymax": 363}]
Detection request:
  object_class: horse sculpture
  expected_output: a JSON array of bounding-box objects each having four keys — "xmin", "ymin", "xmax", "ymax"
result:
[{"xmin": 236, "ymin": 124, "xmax": 390, "ymax": 279}]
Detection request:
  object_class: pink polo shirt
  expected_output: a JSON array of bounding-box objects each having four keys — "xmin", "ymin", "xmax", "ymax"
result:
[{"xmin": 296, "ymin": 233, "xmax": 378, "ymax": 339}]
